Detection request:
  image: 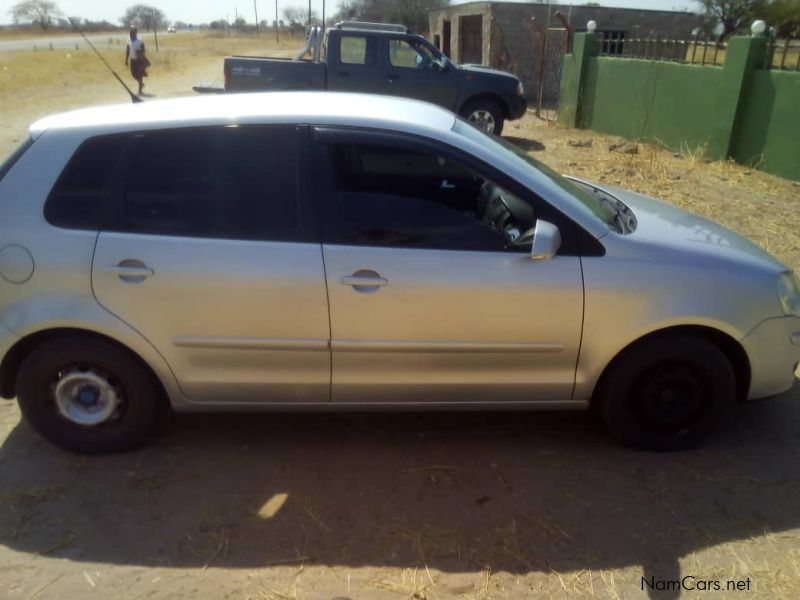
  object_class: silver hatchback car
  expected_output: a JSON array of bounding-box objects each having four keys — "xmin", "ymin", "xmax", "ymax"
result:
[{"xmin": 1, "ymin": 92, "xmax": 798, "ymax": 453}]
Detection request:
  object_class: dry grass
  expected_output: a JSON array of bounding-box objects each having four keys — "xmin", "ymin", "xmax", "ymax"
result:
[{"xmin": 510, "ymin": 115, "xmax": 800, "ymax": 271}]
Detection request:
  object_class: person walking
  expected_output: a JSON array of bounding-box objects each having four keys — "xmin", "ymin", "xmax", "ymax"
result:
[{"xmin": 125, "ymin": 27, "xmax": 150, "ymax": 95}]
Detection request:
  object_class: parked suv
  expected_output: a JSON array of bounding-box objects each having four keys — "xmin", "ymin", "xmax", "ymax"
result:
[{"xmin": 0, "ymin": 92, "xmax": 798, "ymax": 454}]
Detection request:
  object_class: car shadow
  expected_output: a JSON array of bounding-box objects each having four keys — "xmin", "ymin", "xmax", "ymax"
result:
[
  {"xmin": 504, "ymin": 136, "xmax": 546, "ymax": 152},
  {"xmin": 1, "ymin": 385, "xmax": 799, "ymax": 598}
]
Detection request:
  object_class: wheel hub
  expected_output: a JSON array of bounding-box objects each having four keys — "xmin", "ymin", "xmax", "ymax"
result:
[
  {"xmin": 53, "ymin": 369, "xmax": 122, "ymax": 426},
  {"xmin": 468, "ymin": 110, "xmax": 496, "ymax": 133},
  {"xmin": 635, "ymin": 364, "xmax": 705, "ymax": 430}
]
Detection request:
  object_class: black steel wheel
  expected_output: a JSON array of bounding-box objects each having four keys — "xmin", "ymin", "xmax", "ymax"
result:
[{"xmin": 597, "ymin": 335, "xmax": 736, "ymax": 451}]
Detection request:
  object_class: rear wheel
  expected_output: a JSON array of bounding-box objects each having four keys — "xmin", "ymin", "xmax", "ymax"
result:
[
  {"xmin": 597, "ymin": 336, "xmax": 736, "ymax": 451},
  {"xmin": 16, "ymin": 336, "xmax": 167, "ymax": 454},
  {"xmin": 461, "ymin": 99, "xmax": 505, "ymax": 136}
]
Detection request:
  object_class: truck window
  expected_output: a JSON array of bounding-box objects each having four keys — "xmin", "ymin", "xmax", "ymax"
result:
[
  {"xmin": 339, "ymin": 35, "xmax": 376, "ymax": 66},
  {"xmin": 389, "ymin": 39, "xmax": 437, "ymax": 69}
]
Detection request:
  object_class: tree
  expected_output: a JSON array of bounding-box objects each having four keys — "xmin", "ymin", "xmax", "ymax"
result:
[
  {"xmin": 120, "ymin": 4, "xmax": 167, "ymax": 32},
  {"xmin": 696, "ymin": 0, "xmax": 764, "ymax": 39},
  {"xmin": 762, "ymin": 0, "xmax": 800, "ymax": 36},
  {"xmin": 282, "ymin": 5, "xmax": 319, "ymax": 35},
  {"xmin": 332, "ymin": 0, "xmax": 450, "ymax": 33},
  {"xmin": 8, "ymin": 0, "xmax": 62, "ymax": 30}
]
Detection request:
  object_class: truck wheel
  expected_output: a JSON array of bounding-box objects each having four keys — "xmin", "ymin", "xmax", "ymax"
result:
[
  {"xmin": 16, "ymin": 336, "xmax": 168, "ymax": 454},
  {"xmin": 597, "ymin": 336, "xmax": 735, "ymax": 451},
  {"xmin": 461, "ymin": 100, "xmax": 505, "ymax": 135}
]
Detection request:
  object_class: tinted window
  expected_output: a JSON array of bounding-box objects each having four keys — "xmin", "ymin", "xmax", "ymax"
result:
[
  {"xmin": 339, "ymin": 35, "xmax": 376, "ymax": 65},
  {"xmin": 323, "ymin": 142, "xmax": 530, "ymax": 252},
  {"xmin": 120, "ymin": 126, "xmax": 300, "ymax": 241},
  {"xmin": 45, "ymin": 136, "xmax": 125, "ymax": 229}
]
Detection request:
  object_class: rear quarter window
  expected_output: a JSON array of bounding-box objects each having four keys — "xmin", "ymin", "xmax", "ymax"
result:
[{"xmin": 45, "ymin": 135, "xmax": 126, "ymax": 230}]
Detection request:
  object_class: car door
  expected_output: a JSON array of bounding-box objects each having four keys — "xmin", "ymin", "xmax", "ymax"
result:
[
  {"xmin": 384, "ymin": 37, "xmax": 460, "ymax": 110},
  {"xmin": 327, "ymin": 33, "xmax": 385, "ymax": 95},
  {"xmin": 91, "ymin": 125, "xmax": 331, "ymax": 404},
  {"xmin": 313, "ymin": 128, "xmax": 585, "ymax": 405}
]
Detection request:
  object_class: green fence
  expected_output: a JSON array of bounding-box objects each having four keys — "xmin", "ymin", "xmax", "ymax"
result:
[{"xmin": 558, "ymin": 32, "xmax": 800, "ymax": 181}]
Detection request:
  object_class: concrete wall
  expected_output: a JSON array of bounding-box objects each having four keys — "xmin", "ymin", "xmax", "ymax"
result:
[{"xmin": 559, "ymin": 33, "xmax": 800, "ymax": 181}]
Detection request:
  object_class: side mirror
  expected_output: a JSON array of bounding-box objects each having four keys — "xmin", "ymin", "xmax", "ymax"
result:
[
  {"xmin": 530, "ymin": 220, "xmax": 561, "ymax": 261},
  {"xmin": 433, "ymin": 59, "xmax": 449, "ymax": 72}
]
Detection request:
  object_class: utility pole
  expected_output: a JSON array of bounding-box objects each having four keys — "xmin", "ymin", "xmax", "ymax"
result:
[
  {"xmin": 275, "ymin": 0, "xmax": 279, "ymax": 43},
  {"xmin": 235, "ymin": 7, "xmax": 239, "ymax": 33},
  {"xmin": 308, "ymin": 0, "xmax": 311, "ymax": 26},
  {"xmin": 254, "ymin": 0, "xmax": 259, "ymax": 35},
  {"xmin": 152, "ymin": 9, "xmax": 159, "ymax": 52},
  {"xmin": 322, "ymin": 0, "xmax": 325, "ymax": 31}
]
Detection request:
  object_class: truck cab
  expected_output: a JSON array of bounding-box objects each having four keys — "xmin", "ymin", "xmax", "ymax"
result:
[{"xmin": 224, "ymin": 21, "xmax": 528, "ymax": 135}]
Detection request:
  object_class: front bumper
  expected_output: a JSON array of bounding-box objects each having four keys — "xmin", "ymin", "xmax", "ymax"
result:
[
  {"xmin": 741, "ymin": 315, "xmax": 800, "ymax": 399},
  {"xmin": 506, "ymin": 95, "xmax": 528, "ymax": 120}
]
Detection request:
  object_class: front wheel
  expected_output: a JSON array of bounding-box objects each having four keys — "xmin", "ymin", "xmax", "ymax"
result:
[
  {"xmin": 597, "ymin": 336, "xmax": 736, "ymax": 451},
  {"xmin": 461, "ymin": 99, "xmax": 505, "ymax": 136},
  {"xmin": 16, "ymin": 336, "xmax": 167, "ymax": 454}
]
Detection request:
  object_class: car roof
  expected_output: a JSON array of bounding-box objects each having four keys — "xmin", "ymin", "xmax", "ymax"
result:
[{"xmin": 28, "ymin": 92, "xmax": 457, "ymax": 139}]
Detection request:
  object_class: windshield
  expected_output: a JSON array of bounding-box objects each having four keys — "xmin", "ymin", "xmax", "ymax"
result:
[{"xmin": 453, "ymin": 120, "xmax": 617, "ymax": 229}]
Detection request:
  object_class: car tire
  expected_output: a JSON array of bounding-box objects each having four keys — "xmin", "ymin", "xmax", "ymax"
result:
[
  {"xmin": 597, "ymin": 335, "xmax": 736, "ymax": 451},
  {"xmin": 461, "ymin": 99, "xmax": 505, "ymax": 136},
  {"xmin": 16, "ymin": 336, "xmax": 168, "ymax": 454}
]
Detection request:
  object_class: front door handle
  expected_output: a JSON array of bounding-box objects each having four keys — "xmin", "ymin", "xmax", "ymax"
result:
[
  {"xmin": 106, "ymin": 260, "xmax": 154, "ymax": 283},
  {"xmin": 340, "ymin": 269, "xmax": 388, "ymax": 293}
]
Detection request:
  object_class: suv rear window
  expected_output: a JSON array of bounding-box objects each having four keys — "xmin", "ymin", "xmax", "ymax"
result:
[{"xmin": 45, "ymin": 135, "xmax": 126, "ymax": 229}]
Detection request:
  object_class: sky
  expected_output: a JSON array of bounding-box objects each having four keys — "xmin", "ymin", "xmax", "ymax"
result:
[{"xmin": 0, "ymin": 0, "xmax": 697, "ymax": 27}]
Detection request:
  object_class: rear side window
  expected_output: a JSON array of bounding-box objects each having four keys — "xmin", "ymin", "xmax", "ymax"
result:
[
  {"xmin": 0, "ymin": 137, "xmax": 34, "ymax": 183},
  {"xmin": 119, "ymin": 126, "xmax": 300, "ymax": 241},
  {"xmin": 339, "ymin": 35, "xmax": 376, "ymax": 66},
  {"xmin": 45, "ymin": 136, "xmax": 125, "ymax": 229}
]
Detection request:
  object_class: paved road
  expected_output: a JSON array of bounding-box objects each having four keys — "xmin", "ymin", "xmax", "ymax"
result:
[{"xmin": 0, "ymin": 33, "xmax": 129, "ymax": 53}]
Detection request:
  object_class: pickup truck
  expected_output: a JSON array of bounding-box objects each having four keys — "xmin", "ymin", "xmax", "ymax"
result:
[{"xmin": 224, "ymin": 21, "xmax": 528, "ymax": 135}]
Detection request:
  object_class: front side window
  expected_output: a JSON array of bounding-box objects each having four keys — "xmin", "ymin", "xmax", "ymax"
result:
[
  {"xmin": 45, "ymin": 135, "xmax": 125, "ymax": 229},
  {"xmin": 454, "ymin": 119, "xmax": 620, "ymax": 231},
  {"xmin": 339, "ymin": 35, "xmax": 376, "ymax": 65},
  {"xmin": 389, "ymin": 39, "xmax": 438, "ymax": 69},
  {"xmin": 323, "ymin": 141, "xmax": 535, "ymax": 252},
  {"xmin": 120, "ymin": 126, "xmax": 300, "ymax": 241}
]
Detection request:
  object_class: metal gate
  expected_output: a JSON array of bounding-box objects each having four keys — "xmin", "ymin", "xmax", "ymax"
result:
[{"xmin": 531, "ymin": 12, "xmax": 573, "ymax": 118}]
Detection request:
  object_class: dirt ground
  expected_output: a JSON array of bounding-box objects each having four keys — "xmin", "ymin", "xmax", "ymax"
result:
[{"xmin": 1, "ymin": 32, "xmax": 800, "ymax": 600}]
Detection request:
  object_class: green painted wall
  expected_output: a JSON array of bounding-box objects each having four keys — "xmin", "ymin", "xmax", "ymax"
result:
[
  {"xmin": 581, "ymin": 59, "xmax": 727, "ymax": 155},
  {"xmin": 558, "ymin": 33, "xmax": 800, "ymax": 181},
  {"xmin": 732, "ymin": 69, "xmax": 800, "ymax": 180}
]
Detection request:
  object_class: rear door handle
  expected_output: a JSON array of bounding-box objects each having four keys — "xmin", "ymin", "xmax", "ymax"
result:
[
  {"xmin": 340, "ymin": 270, "xmax": 388, "ymax": 292},
  {"xmin": 388, "ymin": 74, "xmax": 399, "ymax": 82},
  {"xmin": 106, "ymin": 260, "xmax": 154, "ymax": 283}
]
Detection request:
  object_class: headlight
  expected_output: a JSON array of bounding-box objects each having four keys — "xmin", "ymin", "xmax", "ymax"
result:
[
  {"xmin": 516, "ymin": 81, "xmax": 525, "ymax": 96},
  {"xmin": 778, "ymin": 271, "xmax": 800, "ymax": 317}
]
